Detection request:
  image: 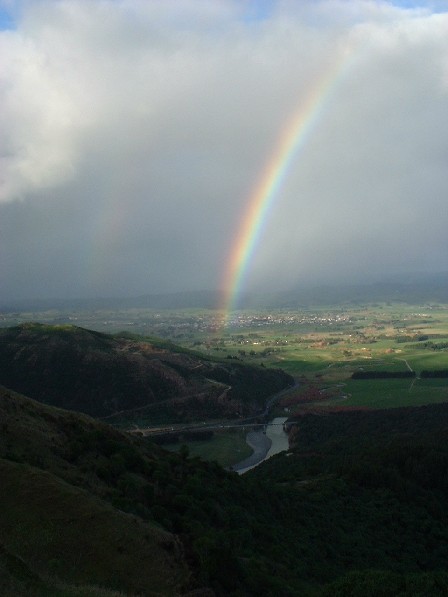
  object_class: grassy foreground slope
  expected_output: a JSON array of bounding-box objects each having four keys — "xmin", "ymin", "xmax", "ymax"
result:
[
  {"xmin": 0, "ymin": 323, "xmax": 292, "ymax": 422},
  {"xmin": 0, "ymin": 460, "xmax": 186, "ymax": 597},
  {"xmin": 0, "ymin": 387, "xmax": 190, "ymax": 596}
]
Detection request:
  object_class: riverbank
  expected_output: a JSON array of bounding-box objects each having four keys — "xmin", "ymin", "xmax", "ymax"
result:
[
  {"xmin": 231, "ymin": 417, "xmax": 289, "ymax": 474},
  {"xmin": 230, "ymin": 429, "xmax": 272, "ymax": 473}
]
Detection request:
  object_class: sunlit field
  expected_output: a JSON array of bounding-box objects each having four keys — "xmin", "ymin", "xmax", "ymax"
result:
[
  {"xmin": 186, "ymin": 303, "xmax": 448, "ymax": 412},
  {"xmin": 3, "ymin": 302, "xmax": 447, "ymax": 415}
]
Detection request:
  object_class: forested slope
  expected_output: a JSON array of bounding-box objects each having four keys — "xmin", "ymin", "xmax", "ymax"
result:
[{"xmin": 2, "ymin": 384, "xmax": 448, "ymax": 595}]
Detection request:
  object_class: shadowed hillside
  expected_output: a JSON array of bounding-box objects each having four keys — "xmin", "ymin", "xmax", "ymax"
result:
[
  {"xmin": 2, "ymin": 384, "xmax": 448, "ymax": 595},
  {"xmin": 0, "ymin": 323, "xmax": 293, "ymax": 421},
  {"xmin": 0, "ymin": 387, "xmax": 191, "ymax": 596}
]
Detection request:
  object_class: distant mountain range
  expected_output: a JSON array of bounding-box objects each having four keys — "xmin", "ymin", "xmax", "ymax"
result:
[{"xmin": 2, "ymin": 271, "xmax": 448, "ymax": 311}]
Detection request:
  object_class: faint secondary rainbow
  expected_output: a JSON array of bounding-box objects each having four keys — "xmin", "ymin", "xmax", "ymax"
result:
[{"xmin": 220, "ymin": 49, "xmax": 355, "ymax": 324}]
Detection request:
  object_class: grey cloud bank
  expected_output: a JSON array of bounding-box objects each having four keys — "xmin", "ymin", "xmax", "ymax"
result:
[{"xmin": 0, "ymin": 0, "xmax": 447, "ymax": 301}]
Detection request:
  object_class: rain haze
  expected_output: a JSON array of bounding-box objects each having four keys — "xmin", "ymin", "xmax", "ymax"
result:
[{"xmin": 1, "ymin": 0, "xmax": 447, "ymax": 302}]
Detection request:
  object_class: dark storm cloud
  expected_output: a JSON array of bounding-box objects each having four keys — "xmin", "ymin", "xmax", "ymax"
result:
[{"xmin": 1, "ymin": 0, "xmax": 447, "ymax": 300}]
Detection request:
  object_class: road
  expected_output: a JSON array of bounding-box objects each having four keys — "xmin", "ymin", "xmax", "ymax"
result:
[{"xmin": 396, "ymin": 358, "xmax": 414, "ymax": 372}]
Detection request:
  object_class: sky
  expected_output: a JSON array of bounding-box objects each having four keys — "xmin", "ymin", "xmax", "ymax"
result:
[{"xmin": 1, "ymin": 0, "xmax": 448, "ymax": 302}]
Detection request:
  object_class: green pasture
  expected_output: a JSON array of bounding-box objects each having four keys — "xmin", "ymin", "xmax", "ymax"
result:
[
  {"xmin": 163, "ymin": 429, "xmax": 252, "ymax": 468},
  {"xmin": 398, "ymin": 349, "xmax": 448, "ymax": 371},
  {"xmin": 251, "ymin": 347, "xmax": 416, "ymax": 375},
  {"xmin": 220, "ymin": 304, "xmax": 448, "ymax": 415},
  {"xmin": 264, "ymin": 354, "xmax": 334, "ymax": 375},
  {"xmin": 340, "ymin": 377, "xmax": 448, "ymax": 409}
]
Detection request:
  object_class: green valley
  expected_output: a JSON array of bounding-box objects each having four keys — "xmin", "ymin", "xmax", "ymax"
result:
[{"xmin": 0, "ymin": 300, "xmax": 447, "ymax": 595}]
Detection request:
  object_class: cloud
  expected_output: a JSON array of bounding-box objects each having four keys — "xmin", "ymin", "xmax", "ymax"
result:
[{"xmin": 0, "ymin": 0, "xmax": 447, "ymax": 300}]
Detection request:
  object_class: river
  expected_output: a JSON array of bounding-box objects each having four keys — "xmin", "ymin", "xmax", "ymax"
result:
[{"xmin": 231, "ymin": 417, "xmax": 289, "ymax": 474}]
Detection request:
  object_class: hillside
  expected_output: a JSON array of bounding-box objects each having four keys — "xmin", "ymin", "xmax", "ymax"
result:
[
  {"xmin": 2, "ymin": 385, "xmax": 448, "ymax": 595},
  {"xmin": 0, "ymin": 387, "xmax": 191, "ymax": 596},
  {"xmin": 0, "ymin": 323, "xmax": 292, "ymax": 421}
]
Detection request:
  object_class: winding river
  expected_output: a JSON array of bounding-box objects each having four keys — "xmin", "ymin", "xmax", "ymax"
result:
[{"xmin": 231, "ymin": 416, "xmax": 289, "ymax": 474}]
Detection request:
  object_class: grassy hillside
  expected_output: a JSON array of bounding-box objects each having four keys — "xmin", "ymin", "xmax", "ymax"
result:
[
  {"xmin": 0, "ymin": 387, "xmax": 190, "ymax": 596},
  {"xmin": 0, "ymin": 460, "xmax": 186, "ymax": 596},
  {"xmin": 0, "ymin": 323, "xmax": 292, "ymax": 422}
]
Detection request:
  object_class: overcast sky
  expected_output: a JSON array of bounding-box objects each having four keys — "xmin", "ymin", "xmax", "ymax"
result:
[{"xmin": 1, "ymin": 0, "xmax": 447, "ymax": 301}]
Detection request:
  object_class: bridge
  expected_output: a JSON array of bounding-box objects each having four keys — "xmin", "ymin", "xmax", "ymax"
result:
[{"xmin": 130, "ymin": 420, "xmax": 298, "ymax": 437}]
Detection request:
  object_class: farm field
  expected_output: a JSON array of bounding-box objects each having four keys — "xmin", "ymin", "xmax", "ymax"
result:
[
  {"xmin": 201, "ymin": 304, "xmax": 448, "ymax": 412},
  {"xmin": 2, "ymin": 301, "xmax": 447, "ymax": 439}
]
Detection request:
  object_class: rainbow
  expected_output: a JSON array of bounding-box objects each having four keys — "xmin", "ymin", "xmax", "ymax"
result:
[{"xmin": 220, "ymin": 49, "xmax": 355, "ymax": 323}]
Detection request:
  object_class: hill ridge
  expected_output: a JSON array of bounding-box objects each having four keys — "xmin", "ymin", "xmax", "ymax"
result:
[{"xmin": 0, "ymin": 323, "xmax": 293, "ymax": 421}]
